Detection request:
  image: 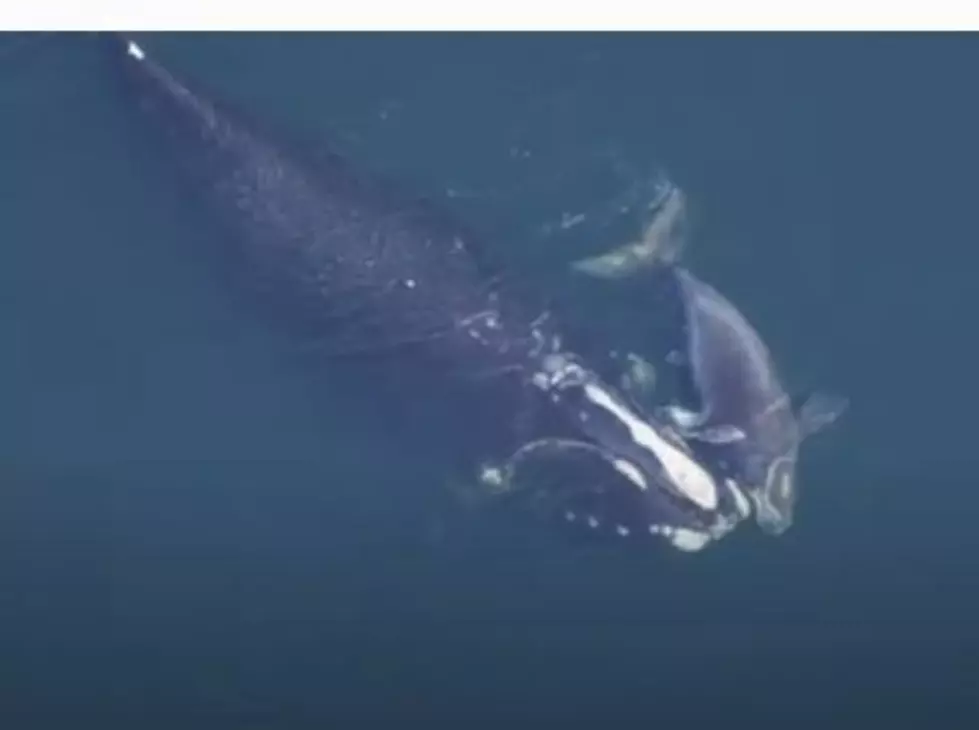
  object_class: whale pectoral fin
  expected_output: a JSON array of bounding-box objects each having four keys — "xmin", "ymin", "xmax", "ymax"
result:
[
  {"xmin": 658, "ymin": 403, "xmax": 744, "ymax": 444},
  {"xmin": 797, "ymin": 391, "xmax": 849, "ymax": 438},
  {"xmin": 689, "ymin": 424, "xmax": 747, "ymax": 445}
]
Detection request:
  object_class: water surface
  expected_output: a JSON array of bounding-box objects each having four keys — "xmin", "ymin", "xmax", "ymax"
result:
[{"xmin": 2, "ymin": 32, "xmax": 978, "ymax": 726}]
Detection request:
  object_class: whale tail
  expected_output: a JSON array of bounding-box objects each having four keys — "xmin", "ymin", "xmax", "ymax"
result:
[{"xmin": 570, "ymin": 181, "xmax": 689, "ymax": 280}]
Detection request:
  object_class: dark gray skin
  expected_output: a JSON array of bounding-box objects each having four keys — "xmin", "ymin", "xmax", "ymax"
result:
[
  {"xmin": 662, "ymin": 265, "xmax": 848, "ymax": 536},
  {"xmin": 104, "ymin": 36, "xmax": 725, "ymax": 548}
]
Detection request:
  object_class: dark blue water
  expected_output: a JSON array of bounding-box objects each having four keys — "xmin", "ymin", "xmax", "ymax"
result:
[{"xmin": 2, "ymin": 32, "xmax": 978, "ymax": 726}]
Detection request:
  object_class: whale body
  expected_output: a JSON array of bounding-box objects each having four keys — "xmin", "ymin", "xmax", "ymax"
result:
[{"xmin": 105, "ymin": 36, "xmax": 739, "ymax": 551}]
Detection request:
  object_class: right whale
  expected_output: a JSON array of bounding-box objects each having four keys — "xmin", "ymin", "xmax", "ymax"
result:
[
  {"xmin": 102, "ymin": 35, "xmax": 741, "ymax": 552},
  {"xmin": 660, "ymin": 266, "xmax": 849, "ymax": 536}
]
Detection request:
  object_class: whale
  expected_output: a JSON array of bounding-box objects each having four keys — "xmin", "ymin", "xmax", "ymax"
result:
[
  {"xmin": 104, "ymin": 36, "xmax": 742, "ymax": 551},
  {"xmin": 660, "ymin": 267, "xmax": 848, "ymax": 535}
]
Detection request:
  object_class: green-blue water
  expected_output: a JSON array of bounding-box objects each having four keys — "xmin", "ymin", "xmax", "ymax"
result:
[{"xmin": 2, "ymin": 32, "xmax": 978, "ymax": 726}]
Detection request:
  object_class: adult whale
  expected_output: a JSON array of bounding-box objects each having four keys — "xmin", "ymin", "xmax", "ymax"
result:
[{"xmin": 104, "ymin": 36, "xmax": 741, "ymax": 551}]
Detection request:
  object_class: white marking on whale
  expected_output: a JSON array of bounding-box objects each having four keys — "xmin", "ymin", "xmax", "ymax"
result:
[
  {"xmin": 611, "ymin": 458, "xmax": 647, "ymax": 491},
  {"xmin": 581, "ymin": 381, "xmax": 718, "ymax": 511}
]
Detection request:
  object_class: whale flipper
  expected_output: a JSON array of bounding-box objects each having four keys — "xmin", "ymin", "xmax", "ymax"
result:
[
  {"xmin": 659, "ymin": 404, "xmax": 746, "ymax": 445},
  {"xmin": 796, "ymin": 391, "xmax": 849, "ymax": 439},
  {"xmin": 688, "ymin": 424, "xmax": 747, "ymax": 445}
]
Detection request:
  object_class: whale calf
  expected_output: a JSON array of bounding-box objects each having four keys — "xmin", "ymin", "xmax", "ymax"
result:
[
  {"xmin": 662, "ymin": 267, "xmax": 848, "ymax": 535},
  {"xmin": 104, "ymin": 36, "xmax": 741, "ymax": 552}
]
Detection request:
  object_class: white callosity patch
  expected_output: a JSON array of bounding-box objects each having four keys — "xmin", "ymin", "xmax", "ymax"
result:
[
  {"xmin": 750, "ymin": 453, "xmax": 798, "ymax": 536},
  {"xmin": 664, "ymin": 527, "xmax": 712, "ymax": 552},
  {"xmin": 648, "ymin": 524, "xmax": 712, "ymax": 552},
  {"xmin": 768, "ymin": 456, "xmax": 795, "ymax": 502},
  {"xmin": 531, "ymin": 371, "xmax": 550, "ymax": 391},
  {"xmin": 725, "ymin": 478, "xmax": 752, "ymax": 519},
  {"xmin": 581, "ymin": 382, "xmax": 718, "ymax": 511},
  {"xmin": 611, "ymin": 458, "xmax": 647, "ymax": 491}
]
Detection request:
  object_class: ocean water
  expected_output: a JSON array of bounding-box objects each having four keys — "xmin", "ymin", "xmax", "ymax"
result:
[{"xmin": 2, "ymin": 32, "xmax": 978, "ymax": 726}]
